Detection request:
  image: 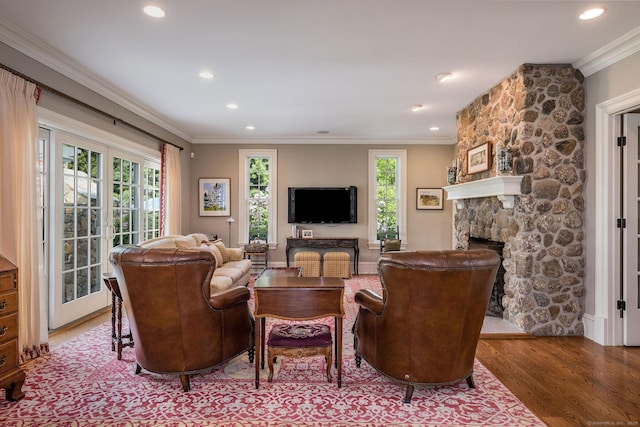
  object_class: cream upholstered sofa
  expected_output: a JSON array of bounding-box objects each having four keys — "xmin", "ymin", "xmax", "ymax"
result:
[{"xmin": 139, "ymin": 233, "xmax": 251, "ymax": 292}]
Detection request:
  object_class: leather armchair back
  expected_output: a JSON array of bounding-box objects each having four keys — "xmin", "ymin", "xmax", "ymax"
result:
[
  {"xmin": 354, "ymin": 249, "xmax": 500, "ymax": 401},
  {"xmin": 109, "ymin": 246, "xmax": 253, "ymax": 390}
]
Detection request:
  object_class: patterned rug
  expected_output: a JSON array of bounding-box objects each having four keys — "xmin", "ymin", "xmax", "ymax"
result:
[{"xmin": 0, "ymin": 275, "xmax": 545, "ymax": 426}]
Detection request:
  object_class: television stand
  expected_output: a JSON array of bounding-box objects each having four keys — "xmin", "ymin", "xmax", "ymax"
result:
[{"xmin": 286, "ymin": 237, "xmax": 359, "ymax": 275}]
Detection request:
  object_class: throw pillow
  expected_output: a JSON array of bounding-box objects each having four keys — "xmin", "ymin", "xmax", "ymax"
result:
[
  {"xmin": 200, "ymin": 243, "xmax": 223, "ymax": 267},
  {"xmin": 213, "ymin": 241, "xmax": 231, "ymax": 263}
]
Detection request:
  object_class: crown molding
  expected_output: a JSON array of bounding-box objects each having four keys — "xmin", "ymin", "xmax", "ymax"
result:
[
  {"xmin": 574, "ymin": 26, "xmax": 640, "ymax": 77},
  {"xmin": 0, "ymin": 18, "xmax": 192, "ymax": 142},
  {"xmin": 191, "ymin": 136, "xmax": 457, "ymax": 145}
]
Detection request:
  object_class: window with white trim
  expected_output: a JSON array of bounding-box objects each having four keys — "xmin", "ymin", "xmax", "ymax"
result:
[
  {"xmin": 368, "ymin": 150, "xmax": 406, "ymax": 249},
  {"xmin": 238, "ymin": 149, "xmax": 277, "ymax": 246}
]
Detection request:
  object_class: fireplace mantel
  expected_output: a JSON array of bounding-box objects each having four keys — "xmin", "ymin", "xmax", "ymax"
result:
[{"xmin": 443, "ymin": 176, "xmax": 523, "ymax": 209}]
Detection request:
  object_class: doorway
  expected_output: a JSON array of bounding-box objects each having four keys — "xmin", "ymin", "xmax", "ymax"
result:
[
  {"xmin": 621, "ymin": 113, "xmax": 640, "ymax": 345},
  {"xmin": 594, "ymin": 89, "xmax": 640, "ymax": 346}
]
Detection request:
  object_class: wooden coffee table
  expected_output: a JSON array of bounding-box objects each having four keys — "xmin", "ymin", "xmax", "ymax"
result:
[{"xmin": 253, "ymin": 269, "xmax": 344, "ymax": 388}]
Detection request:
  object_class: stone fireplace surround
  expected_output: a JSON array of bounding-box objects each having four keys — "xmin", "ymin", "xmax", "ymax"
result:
[{"xmin": 447, "ymin": 64, "xmax": 586, "ymax": 336}]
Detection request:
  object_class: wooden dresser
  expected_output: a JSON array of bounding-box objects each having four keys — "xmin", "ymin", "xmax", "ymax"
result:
[{"xmin": 0, "ymin": 255, "xmax": 26, "ymax": 401}]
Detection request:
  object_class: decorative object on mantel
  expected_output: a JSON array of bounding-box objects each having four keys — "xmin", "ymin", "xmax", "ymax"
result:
[
  {"xmin": 496, "ymin": 146, "xmax": 513, "ymax": 174},
  {"xmin": 301, "ymin": 229, "xmax": 313, "ymax": 239},
  {"xmin": 443, "ymin": 176, "xmax": 523, "ymax": 209},
  {"xmin": 467, "ymin": 142, "xmax": 491, "ymax": 174},
  {"xmin": 447, "ymin": 165, "xmax": 457, "ymax": 185},
  {"xmin": 416, "ymin": 188, "xmax": 444, "ymax": 210}
]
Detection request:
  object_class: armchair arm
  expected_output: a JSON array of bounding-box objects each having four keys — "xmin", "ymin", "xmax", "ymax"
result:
[
  {"xmin": 354, "ymin": 289, "xmax": 384, "ymax": 315},
  {"xmin": 209, "ymin": 286, "xmax": 250, "ymax": 310}
]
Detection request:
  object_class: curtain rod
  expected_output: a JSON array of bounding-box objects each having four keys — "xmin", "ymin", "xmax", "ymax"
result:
[{"xmin": 1, "ymin": 63, "xmax": 184, "ymax": 151}]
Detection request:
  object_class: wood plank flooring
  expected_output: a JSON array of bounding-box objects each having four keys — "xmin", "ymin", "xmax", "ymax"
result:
[
  {"xmin": 476, "ymin": 337, "xmax": 640, "ymax": 427},
  {"xmin": 50, "ymin": 312, "xmax": 640, "ymax": 427}
]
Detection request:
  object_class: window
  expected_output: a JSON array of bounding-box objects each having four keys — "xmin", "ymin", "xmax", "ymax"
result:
[
  {"xmin": 239, "ymin": 149, "xmax": 277, "ymax": 246},
  {"xmin": 142, "ymin": 164, "xmax": 161, "ymax": 241},
  {"xmin": 368, "ymin": 150, "xmax": 406, "ymax": 249}
]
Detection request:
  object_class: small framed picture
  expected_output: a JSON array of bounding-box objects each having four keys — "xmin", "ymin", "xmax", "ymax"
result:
[
  {"xmin": 301, "ymin": 230, "xmax": 313, "ymax": 239},
  {"xmin": 467, "ymin": 142, "xmax": 491, "ymax": 174},
  {"xmin": 416, "ymin": 188, "xmax": 444, "ymax": 210},
  {"xmin": 199, "ymin": 178, "xmax": 231, "ymax": 216}
]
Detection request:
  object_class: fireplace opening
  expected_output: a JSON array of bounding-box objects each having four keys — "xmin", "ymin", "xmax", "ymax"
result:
[{"xmin": 468, "ymin": 237, "xmax": 505, "ymax": 317}]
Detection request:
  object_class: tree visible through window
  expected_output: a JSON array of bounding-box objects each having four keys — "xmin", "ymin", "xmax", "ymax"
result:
[
  {"xmin": 143, "ymin": 165, "xmax": 160, "ymax": 241},
  {"xmin": 248, "ymin": 157, "xmax": 269, "ymax": 242},
  {"xmin": 368, "ymin": 149, "xmax": 405, "ymax": 249},
  {"xmin": 376, "ymin": 157, "xmax": 398, "ymax": 240}
]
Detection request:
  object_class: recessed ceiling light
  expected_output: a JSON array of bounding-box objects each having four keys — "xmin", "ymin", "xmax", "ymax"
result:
[
  {"xmin": 246, "ymin": 125, "xmax": 255, "ymax": 131},
  {"xmin": 436, "ymin": 72, "xmax": 453, "ymax": 83},
  {"xmin": 410, "ymin": 104, "xmax": 425, "ymax": 112},
  {"xmin": 226, "ymin": 103, "xmax": 239, "ymax": 110},
  {"xmin": 143, "ymin": 5, "xmax": 166, "ymax": 18},
  {"xmin": 579, "ymin": 7, "xmax": 606, "ymax": 20},
  {"xmin": 199, "ymin": 71, "xmax": 214, "ymax": 79},
  {"xmin": 430, "ymin": 126, "xmax": 440, "ymax": 131}
]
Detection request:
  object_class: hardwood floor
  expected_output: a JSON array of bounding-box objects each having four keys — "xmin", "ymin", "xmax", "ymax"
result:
[
  {"xmin": 476, "ymin": 337, "xmax": 640, "ymax": 427},
  {"xmin": 49, "ymin": 313, "xmax": 639, "ymax": 427}
]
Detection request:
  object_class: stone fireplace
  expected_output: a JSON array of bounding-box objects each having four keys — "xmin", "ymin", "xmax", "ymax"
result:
[{"xmin": 446, "ymin": 64, "xmax": 586, "ymax": 336}]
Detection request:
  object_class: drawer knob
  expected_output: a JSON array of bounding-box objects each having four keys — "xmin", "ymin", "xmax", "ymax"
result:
[
  {"xmin": 0, "ymin": 326, "xmax": 6, "ymax": 337},
  {"xmin": 0, "ymin": 300, "xmax": 7, "ymax": 311},
  {"xmin": 0, "ymin": 355, "xmax": 6, "ymax": 367}
]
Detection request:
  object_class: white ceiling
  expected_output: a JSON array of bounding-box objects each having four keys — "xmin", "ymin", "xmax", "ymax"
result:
[{"xmin": 1, "ymin": 1, "xmax": 640, "ymax": 144}]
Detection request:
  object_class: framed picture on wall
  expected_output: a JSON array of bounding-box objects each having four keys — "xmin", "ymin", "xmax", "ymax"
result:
[
  {"xmin": 416, "ymin": 188, "xmax": 444, "ymax": 210},
  {"xmin": 467, "ymin": 142, "xmax": 491, "ymax": 174},
  {"xmin": 199, "ymin": 178, "xmax": 230, "ymax": 216}
]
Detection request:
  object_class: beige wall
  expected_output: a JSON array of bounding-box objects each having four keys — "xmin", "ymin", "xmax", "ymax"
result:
[
  {"xmin": 583, "ymin": 50, "xmax": 640, "ymax": 315},
  {"xmin": 187, "ymin": 143, "xmax": 456, "ymax": 266}
]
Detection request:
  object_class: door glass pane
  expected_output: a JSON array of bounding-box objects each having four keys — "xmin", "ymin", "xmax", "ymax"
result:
[
  {"xmin": 112, "ymin": 156, "xmax": 141, "ymax": 247},
  {"xmin": 61, "ymin": 144, "xmax": 103, "ymax": 305},
  {"xmin": 143, "ymin": 165, "xmax": 161, "ymax": 241}
]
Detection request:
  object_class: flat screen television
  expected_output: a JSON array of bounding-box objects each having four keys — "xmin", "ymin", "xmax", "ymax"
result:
[{"xmin": 288, "ymin": 186, "xmax": 357, "ymax": 224}]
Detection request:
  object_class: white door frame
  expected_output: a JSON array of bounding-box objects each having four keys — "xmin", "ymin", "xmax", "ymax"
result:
[{"xmin": 592, "ymin": 88, "xmax": 640, "ymax": 345}]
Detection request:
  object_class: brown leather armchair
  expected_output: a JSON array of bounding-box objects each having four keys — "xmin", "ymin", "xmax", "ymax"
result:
[
  {"xmin": 109, "ymin": 246, "xmax": 254, "ymax": 392},
  {"xmin": 353, "ymin": 249, "xmax": 500, "ymax": 403}
]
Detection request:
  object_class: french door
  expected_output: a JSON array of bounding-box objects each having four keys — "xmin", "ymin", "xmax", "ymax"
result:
[
  {"xmin": 622, "ymin": 113, "xmax": 640, "ymax": 346},
  {"xmin": 49, "ymin": 131, "xmax": 149, "ymax": 329}
]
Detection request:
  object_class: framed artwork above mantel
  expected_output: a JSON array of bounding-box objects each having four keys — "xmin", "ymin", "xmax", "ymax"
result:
[{"xmin": 467, "ymin": 142, "xmax": 491, "ymax": 174}]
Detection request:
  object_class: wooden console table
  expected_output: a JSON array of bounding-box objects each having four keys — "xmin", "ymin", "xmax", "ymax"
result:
[{"xmin": 286, "ymin": 237, "xmax": 359, "ymax": 275}]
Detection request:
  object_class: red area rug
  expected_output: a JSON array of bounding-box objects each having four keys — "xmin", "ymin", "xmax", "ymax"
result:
[{"xmin": 1, "ymin": 275, "xmax": 545, "ymax": 426}]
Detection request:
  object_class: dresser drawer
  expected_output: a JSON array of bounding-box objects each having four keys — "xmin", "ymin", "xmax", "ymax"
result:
[
  {"xmin": 0, "ymin": 313, "xmax": 18, "ymax": 342},
  {"xmin": 0, "ymin": 272, "xmax": 17, "ymax": 293},
  {"xmin": 0, "ymin": 339, "xmax": 18, "ymax": 376},
  {"xmin": 0, "ymin": 292, "xmax": 18, "ymax": 316}
]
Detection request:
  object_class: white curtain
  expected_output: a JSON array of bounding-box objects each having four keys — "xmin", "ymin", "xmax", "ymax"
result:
[
  {"xmin": 0, "ymin": 69, "xmax": 48, "ymax": 360},
  {"xmin": 161, "ymin": 143, "xmax": 182, "ymax": 235}
]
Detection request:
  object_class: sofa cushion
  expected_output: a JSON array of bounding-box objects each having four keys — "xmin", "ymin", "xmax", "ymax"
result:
[
  {"xmin": 189, "ymin": 233, "xmax": 210, "ymax": 246},
  {"xmin": 210, "ymin": 276, "xmax": 233, "ymax": 293},
  {"xmin": 214, "ymin": 263, "xmax": 250, "ymax": 283},
  {"xmin": 174, "ymin": 235, "xmax": 197, "ymax": 249},
  {"xmin": 199, "ymin": 243, "xmax": 223, "ymax": 268},
  {"xmin": 211, "ymin": 241, "xmax": 244, "ymax": 262}
]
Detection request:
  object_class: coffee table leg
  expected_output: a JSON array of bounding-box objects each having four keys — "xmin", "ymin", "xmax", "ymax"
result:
[
  {"xmin": 336, "ymin": 316, "xmax": 343, "ymax": 388},
  {"xmin": 255, "ymin": 317, "xmax": 261, "ymax": 389},
  {"xmin": 261, "ymin": 317, "xmax": 266, "ymax": 369}
]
